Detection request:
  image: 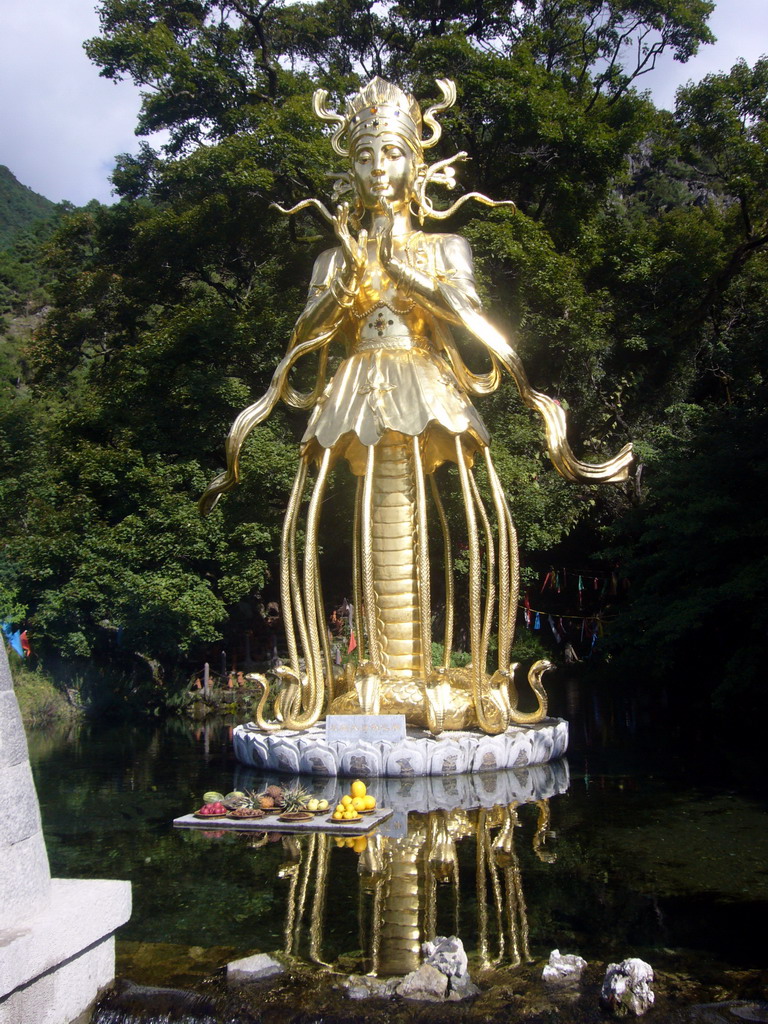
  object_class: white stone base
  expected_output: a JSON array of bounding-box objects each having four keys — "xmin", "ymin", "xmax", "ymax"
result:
[
  {"xmin": 0, "ymin": 878, "xmax": 132, "ymax": 1024},
  {"xmin": 233, "ymin": 717, "xmax": 568, "ymax": 778}
]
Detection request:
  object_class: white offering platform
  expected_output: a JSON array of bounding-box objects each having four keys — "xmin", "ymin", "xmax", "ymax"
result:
[
  {"xmin": 173, "ymin": 806, "xmax": 393, "ymax": 835},
  {"xmin": 233, "ymin": 716, "xmax": 568, "ymax": 778}
]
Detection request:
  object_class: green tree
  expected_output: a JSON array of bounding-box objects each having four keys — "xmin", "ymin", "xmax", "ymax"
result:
[
  {"xmin": 14, "ymin": 0, "xmax": 768, "ymax": 714},
  {"xmin": 1, "ymin": 193, "xmax": 305, "ymax": 684},
  {"xmin": 593, "ymin": 59, "xmax": 768, "ymax": 709}
]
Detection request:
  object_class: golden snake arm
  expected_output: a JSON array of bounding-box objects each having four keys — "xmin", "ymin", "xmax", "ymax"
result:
[
  {"xmin": 484, "ymin": 448, "xmax": 517, "ymax": 670},
  {"xmin": 468, "ymin": 468, "xmax": 496, "ymax": 688},
  {"xmin": 280, "ymin": 458, "xmax": 308, "ymax": 679},
  {"xmin": 428, "ymin": 473, "xmax": 454, "ymax": 668},
  {"xmin": 280, "ymin": 449, "xmax": 330, "ymax": 729},
  {"xmin": 455, "ymin": 437, "xmax": 507, "ymax": 734}
]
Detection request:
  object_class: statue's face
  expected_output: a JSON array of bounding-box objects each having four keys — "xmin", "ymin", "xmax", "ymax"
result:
[{"xmin": 352, "ymin": 132, "xmax": 419, "ymax": 211}]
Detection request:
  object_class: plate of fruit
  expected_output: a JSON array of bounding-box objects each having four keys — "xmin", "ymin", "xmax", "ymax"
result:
[
  {"xmin": 227, "ymin": 807, "xmax": 264, "ymax": 820},
  {"xmin": 307, "ymin": 798, "xmax": 330, "ymax": 815},
  {"xmin": 277, "ymin": 810, "xmax": 314, "ymax": 822},
  {"xmin": 329, "ymin": 779, "xmax": 377, "ymax": 822},
  {"xmin": 194, "ymin": 801, "xmax": 229, "ymax": 819},
  {"xmin": 252, "ymin": 785, "xmax": 286, "ymax": 814}
]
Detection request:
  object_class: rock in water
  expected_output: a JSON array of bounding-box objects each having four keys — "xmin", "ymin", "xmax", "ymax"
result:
[
  {"xmin": 422, "ymin": 935, "xmax": 469, "ymax": 977},
  {"xmin": 446, "ymin": 971, "xmax": 481, "ymax": 1001},
  {"xmin": 730, "ymin": 1003, "xmax": 768, "ymax": 1022},
  {"xmin": 542, "ymin": 948, "xmax": 588, "ymax": 985},
  {"xmin": 227, "ymin": 952, "xmax": 285, "ymax": 983},
  {"xmin": 342, "ymin": 975, "xmax": 399, "ymax": 1000},
  {"xmin": 600, "ymin": 958, "xmax": 655, "ymax": 1017},
  {"xmin": 396, "ymin": 963, "xmax": 449, "ymax": 1001},
  {"xmin": 422, "ymin": 936, "xmax": 479, "ymax": 1000},
  {"xmin": 93, "ymin": 979, "xmax": 217, "ymax": 1021}
]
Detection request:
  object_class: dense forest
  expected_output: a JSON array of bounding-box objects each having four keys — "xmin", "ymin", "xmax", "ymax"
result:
[{"xmin": 1, "ymin": 0, "xmax": 766, "ymax": 717}]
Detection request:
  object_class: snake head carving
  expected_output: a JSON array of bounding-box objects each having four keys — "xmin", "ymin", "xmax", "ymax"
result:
[
  {"xmin": 272, "ymin": 665, "xmax": 305, "ymax": 720},
  {"xmin": 354, "ymin": 662, "xmax": 381, "ymax": 715},
  {"xmin": 424, "ymin": 678, "xmax": 453, "ymax": 735}
]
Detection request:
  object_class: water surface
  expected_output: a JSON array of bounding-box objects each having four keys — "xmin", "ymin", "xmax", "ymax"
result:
[{"xmin": 26, "ymin": 679, "xmax": 768, "ymax": 1010}]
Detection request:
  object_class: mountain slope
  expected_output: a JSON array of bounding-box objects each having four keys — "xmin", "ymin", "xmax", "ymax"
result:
[{"xmin": 0, "ymin": 166, "xmax": 57, "ymax": 247}]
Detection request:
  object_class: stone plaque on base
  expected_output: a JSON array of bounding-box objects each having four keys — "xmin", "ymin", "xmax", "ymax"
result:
[{"xmin": 326, "ymin": 714, "xmax": 406, "ymax": 745}]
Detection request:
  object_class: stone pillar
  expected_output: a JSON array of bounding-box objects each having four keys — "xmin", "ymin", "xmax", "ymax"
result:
[
  {"xmin": 0, "ymin": 651, "xmax": 51, "ymax": 929},
  {"xmin": 0, "ymin": 646, "xmax": 132, "ymax": 1024}
]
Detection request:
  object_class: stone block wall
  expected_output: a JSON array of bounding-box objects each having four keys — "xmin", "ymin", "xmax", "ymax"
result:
[{"xmin": 0, "ymin": 650, "xmax": 51, "ymax": 930}]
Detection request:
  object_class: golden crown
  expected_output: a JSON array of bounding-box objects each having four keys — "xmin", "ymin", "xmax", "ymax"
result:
[{"xmin": 313, "ymin": 76, "xmax": 456, "ymax": 158}]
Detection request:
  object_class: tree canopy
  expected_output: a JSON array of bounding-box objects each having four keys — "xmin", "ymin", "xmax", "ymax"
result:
[{"xmin": 2, "ymin": 0, "xmax": 766, "ymax": 714}]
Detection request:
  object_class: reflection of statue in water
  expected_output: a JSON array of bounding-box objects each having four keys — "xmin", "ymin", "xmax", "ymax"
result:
[
  {"xmin": 201, "ymin": 77, "xmax": 632, "ymax": 734},
  {"xmin": 275, "ymin": 801, "xmax": 555, "ymax": 975}
]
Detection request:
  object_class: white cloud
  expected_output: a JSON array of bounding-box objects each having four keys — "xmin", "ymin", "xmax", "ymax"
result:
[{"xmin": 0, "ymin": 0, "xmax": 149, "ymax": 205}]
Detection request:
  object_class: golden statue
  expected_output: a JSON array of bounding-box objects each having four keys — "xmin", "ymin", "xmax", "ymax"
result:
[{"xmin": 201, "ymin": 77, "xmax": 632, "ymax": 734}]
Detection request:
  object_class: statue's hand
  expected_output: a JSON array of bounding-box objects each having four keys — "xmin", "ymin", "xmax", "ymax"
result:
[
  {"xmin": 377, "ymin": 199, "xmax": 395, "ymax": 269},
  {"xmin": 333, "ymin": 202, "xmax": 367, "ymax": 285}
]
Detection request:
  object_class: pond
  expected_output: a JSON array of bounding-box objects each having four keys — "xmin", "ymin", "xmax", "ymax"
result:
[{"xmin": 26, "ymin": 676, "xmax": 768, "ymax": 1021}]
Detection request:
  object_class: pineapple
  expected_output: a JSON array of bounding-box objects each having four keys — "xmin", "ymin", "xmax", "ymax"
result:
[{"xmin": 282, "ymin": 784, "xmax": 311, "ymax": 812}]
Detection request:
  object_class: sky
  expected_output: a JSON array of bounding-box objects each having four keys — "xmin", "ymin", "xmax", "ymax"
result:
[{"xmin": 0, "ymin": 0, "xmax": 766, "ymax": 208}]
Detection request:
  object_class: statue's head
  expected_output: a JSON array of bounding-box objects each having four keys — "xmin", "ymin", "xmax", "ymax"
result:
[
  {"xmin": 344, "ymin": 79, "xmax": 424, "ymax": 212},
  {"xmin": 313, "ymin": 77, "xmax": 464, "ymax": 223}
]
